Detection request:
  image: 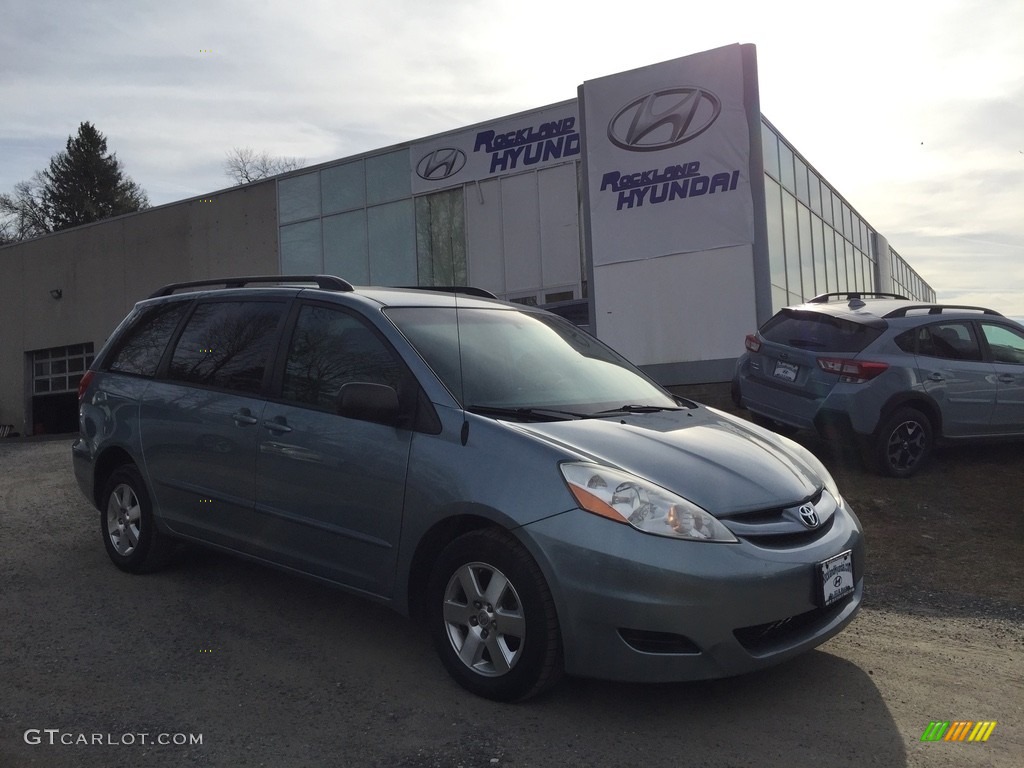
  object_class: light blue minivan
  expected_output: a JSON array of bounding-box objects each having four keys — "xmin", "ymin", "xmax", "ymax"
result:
[{"xmin": 74, "ymin": 276, "xmax": 863, "ymax": 701}]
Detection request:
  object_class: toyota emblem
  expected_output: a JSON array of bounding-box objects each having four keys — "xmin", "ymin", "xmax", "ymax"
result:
[{"xmin": 798, "ymin": 504, "xmax": 820, "ymax": 529}]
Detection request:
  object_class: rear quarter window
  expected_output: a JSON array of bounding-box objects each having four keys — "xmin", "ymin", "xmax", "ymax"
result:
[
  {"xmin": 760, "ymin": 310, "xmax": 883, "ymax": 353},
  {"xmin": 106, "ymin": 302, "xmax": 189, "ymax": 377}
]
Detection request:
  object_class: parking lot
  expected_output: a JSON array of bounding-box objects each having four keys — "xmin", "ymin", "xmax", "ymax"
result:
[{"xmin": 1, "ymin": 431, "xmax": 1022, "ymax": 768}]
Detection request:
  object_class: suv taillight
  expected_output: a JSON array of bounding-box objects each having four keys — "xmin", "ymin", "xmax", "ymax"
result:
[
  {"xmin": 78, "ymin": 370, "xmax": 95, "ymax": 402},
  {"xmin": 744, "ymin": 334, "xmax": 761, "ymax": 353},
  {"xmin": 816, "ymin": 357, "xmax": 889, "ymax": 383}
]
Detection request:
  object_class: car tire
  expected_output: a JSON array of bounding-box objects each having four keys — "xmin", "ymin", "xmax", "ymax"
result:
[
  {"xmin": 101, "ymin": 465, "xmax": 174, "ymax": 573},
  {"xmin": 427, "ymin": 528, "xmax": 562, "ymax": 702},
  {"xmin": 874, "ymin": 407, "xmax": 933, "ymax": 478}
]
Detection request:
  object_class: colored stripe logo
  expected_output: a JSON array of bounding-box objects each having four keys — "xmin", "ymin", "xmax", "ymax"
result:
[{"xmin": 921, "ymin": 721, "xmax": 997, "ymax": 742}]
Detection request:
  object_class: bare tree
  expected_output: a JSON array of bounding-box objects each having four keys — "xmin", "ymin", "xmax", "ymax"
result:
[
  {"xmin": 223, "ymin": 147, "xmax": 305, "ymax": 184},
  {"xmin": 0, "ymin": 173, "xmax": 50, "ymax": 244}
]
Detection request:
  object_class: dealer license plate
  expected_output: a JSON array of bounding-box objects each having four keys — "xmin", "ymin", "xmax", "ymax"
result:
[
  {"xmin": 773, "ymin": 360, "xmax": 799, "ymax": 382},
  {"xmin": 819, "ymin": 550, "xmax": 854, "ymax": 607}
]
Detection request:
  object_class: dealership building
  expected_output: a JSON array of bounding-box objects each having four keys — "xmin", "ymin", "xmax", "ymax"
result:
[{"xmin": 0, "ymin": 43, "xmax": 934, "ymax": 435}]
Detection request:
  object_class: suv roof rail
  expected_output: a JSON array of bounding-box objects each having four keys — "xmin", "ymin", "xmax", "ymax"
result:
[
  {"xmin": 397, "ymin": 285, "xmax": 499, "ymax": 299},
  {"xmin": 882, "ymin": 304, "xmax": 1003, "ymax": 319},
  {"xmin": 808, "ymin": 291, "xmax": 908, "ymax": 304},
  {"xmin": 149, "ymin": 274, "xmax": 355, "ymax": 298}
]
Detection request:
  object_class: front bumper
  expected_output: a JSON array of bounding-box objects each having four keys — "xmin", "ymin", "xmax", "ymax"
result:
[{"xmin": 520, "ymin": 502, "xmax": 864, "ymax": 682}]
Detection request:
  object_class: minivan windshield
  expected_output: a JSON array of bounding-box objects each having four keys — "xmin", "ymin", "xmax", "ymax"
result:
[{"xmin": 385, "ymin": 307, "xmax": 678, "ymax": 416}]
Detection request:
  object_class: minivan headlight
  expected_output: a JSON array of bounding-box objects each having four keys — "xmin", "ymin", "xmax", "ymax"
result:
[{"xmin": 560, "ymin": 463, "xmax": 737, "ymax": 542}]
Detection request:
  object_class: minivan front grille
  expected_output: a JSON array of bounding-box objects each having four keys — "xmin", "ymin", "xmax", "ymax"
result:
[{"xmin": 717, "ymin": 489, "xmax": 838, "ymax": 548}]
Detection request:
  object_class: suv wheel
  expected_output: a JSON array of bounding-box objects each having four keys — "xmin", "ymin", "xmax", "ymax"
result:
[
  {"xmin": 427, "ymin": 529, "xmax": 562, "ymax": 701},
  {"xmin": 875, "ymin": 407, "xmax": 933, "ymax": 478},
  {"xmin": 101, "ymin": 465, "xmax": 174, "ymax": 573}
]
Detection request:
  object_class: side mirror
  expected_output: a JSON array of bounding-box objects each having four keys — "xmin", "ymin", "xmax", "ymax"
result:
[{"xmin": 337, "ymin": 382, "xmax": 401, "ymax": 426}]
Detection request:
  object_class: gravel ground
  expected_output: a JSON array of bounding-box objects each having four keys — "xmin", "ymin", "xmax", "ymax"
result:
[{"xmin": 0, "ymin": 435, "xmax": 1021, "ymax": 768}]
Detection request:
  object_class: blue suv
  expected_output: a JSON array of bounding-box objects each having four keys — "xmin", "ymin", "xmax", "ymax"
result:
[{"xmin": 734, "ymin": 292, "xmax": 1024, "ymax": 477}]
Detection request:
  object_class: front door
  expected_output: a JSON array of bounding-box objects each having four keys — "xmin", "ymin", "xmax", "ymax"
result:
[{"xmin": 254, "ymin": 303, "xmax": 414, "ymax": 597}]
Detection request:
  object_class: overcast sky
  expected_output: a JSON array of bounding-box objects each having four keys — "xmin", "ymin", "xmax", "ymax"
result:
[{"xmin": 2, "ymin": 0, "xmax": 1022, "ymax": 313}]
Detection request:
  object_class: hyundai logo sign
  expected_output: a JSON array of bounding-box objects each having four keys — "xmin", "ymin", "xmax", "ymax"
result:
[
  {"xmin": 607, "ymin": 87, "xmax": 722, "ymax": 152},
  {"xmin": 416, "ymin": 148, "xmax": 467, "ymax": 181}
]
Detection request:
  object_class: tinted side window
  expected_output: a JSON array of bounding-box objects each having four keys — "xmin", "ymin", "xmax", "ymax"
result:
[
  {"xmin": 168, "ymin": 301, "xmax": 285, "ymax": 394},
  {"xmin": 917, "ymin": 322, "xmax": 982, "ymax": 361},
  {"xmin": 107, "ymin": 302, "xmax": 189, "ymax": 376},
  {"xmin": 760, "ymin": 310, "xmax": 883, "ymax": 353},
  {"xmin": 894, "ymin": 328, "xmax": 917, "ymax": 354},
  {"xmin": 282, "ymin": 305, "xmax": 402, "ymax": 410},
  {"xmin": 981, "ymin": 323, "xmax": 1024, "ymax": 364}
]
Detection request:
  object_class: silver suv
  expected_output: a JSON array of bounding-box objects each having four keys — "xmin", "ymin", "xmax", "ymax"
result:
[
  {"xmin": 74, "ymin": 276, "xmax": 863, "ymax": 700},
  {"xmin": 733, "ymin": 292, "xmax": 1024, "ymax": 477}
]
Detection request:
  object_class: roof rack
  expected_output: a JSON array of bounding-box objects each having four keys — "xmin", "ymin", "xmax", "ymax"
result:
[
  {"xmin": 397, "ymin": 285, "xmax": 499, "ymax": 299},
  {"xmin": 148, "ymin": 274, "xmax": 354, "ymax": 298},
  {"xmin": 883, "ymin": 304, "xmax": 1003, "ymax": 319},
  {"xmin": 808, "ymin": 292, "xmax": 908, "ymax": 303}
]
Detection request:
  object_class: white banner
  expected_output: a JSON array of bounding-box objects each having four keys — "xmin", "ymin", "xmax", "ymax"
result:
[
  {"xmin": 410, "ymin": 102, "xmax": 580, "ymax": 194},
  {"xmin": 581, "ymin": 44, "xmax": 755, "ymax": 267}
]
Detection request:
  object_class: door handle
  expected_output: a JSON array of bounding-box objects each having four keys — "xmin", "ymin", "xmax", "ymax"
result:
[
  {"xmin": 998, "ymin": 374, "xmax": 1016, "ymax": 384},
  {"xmin": 231, "ymin": 409, "xmax": 259, "ymax": 426},
  {"xmin": 263, "ymin": 417, "xmax": 292, "ymax": 434}
]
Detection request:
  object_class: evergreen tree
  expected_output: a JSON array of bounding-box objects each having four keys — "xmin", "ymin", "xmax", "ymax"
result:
[{"xmin": 39, "ymin": 122, "xmax": 149, "ymax": 231}]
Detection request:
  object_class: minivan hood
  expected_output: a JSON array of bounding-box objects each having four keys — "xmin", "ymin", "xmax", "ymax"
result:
[{"xmin": 506, "ymin": 407, "xmax": 821, "ymax": 513}]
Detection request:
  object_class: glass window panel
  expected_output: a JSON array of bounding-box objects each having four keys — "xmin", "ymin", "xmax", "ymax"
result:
[
  {"xmin": 366, "ymin": 150, "xmax": 411, "ymax": 206},
  {"xmin": 51, "ymin": 359, "xmax": 67, "ymax": 374},
  {"xmin": 798, "ymin": 204, "xmax": 814, "ymax": 300},
  {"xmin": 771, "ymin": 284, "xmax": 789, "ymax": 314},
  {"xmin": 49, "ymin": 376, "xmax": 67, "ymax": 392},
  {"xmin": 834, "ymin": 232, "xmax": 847, "ymax": 292},
  {"xmin": 761, "ymin": 123, "xmax": 780, "ymax": 179},
  {"xmin": 278, "ymin": 172, "xmax": 321, "ymax": 224},
  {"xmin": 812, "ymin": 217, "xmax": 826, "ymax": 295},
  {"xmin": 778, "ymin": 142, "xmax": 796, "ymax": 193},
  {"xmin": 824, "ymin": 224, "xmax": 836, "ymax": 292},
  {"xmin": 847, "ymin": 241, "xmax": 858, "ymax": 291},
  {"xmin": 764, "ymin": 179, "xmax": 787, "ymax": 291},
  {"xmin": 821, "ymin": 184, "xmax": 833, "ymax": 226},
  {"xmin": 832, "ymin": 192, "xmax": 844, "ymax": 237},
  {"xmin": 415, "ymin": 188, "xmax": 466, "ymax": 286},
  {"xmin": 35, "ymin": 378, "xmax": 50, "ymax": 393},
  {"xmin": 782, "ymin": 191, "xmax": 799, "ymax": 297},
  {"xmin": 794, "ymin": 157, "xmax": 810, "ymax": 206},
  {"xmin": 280, "ymin": 220, "xmax": 323, "ymax": 274},
  {"xmin": 808, "ymin": 172, "xmax": 822, "ymax": 216},
  {"xmin": 323, "ymin": 211, "xmax": 369, "ymax": 284},
  {"xmin": 68, "ymin": 358, "xmax": 84, "ymax": 373},
  {"xmin": 35, "ymin": 361, "xmax": 49, "ymax": 377},
  {"xmin": 367, "ymin": 200, "xmax": 416, "ymax": 285},
  {"xmin": 322, "ymin": 161, "xmax": 366, "ymax": 214}
]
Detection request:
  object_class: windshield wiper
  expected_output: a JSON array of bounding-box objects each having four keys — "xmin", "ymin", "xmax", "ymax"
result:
[
  {"xmin": 466, "ymin": 405, "xmax": 587, "ymax": 421},
  {"xmin": 591, "ymin": 404, "xmax": 684, "ymax": 416}
]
